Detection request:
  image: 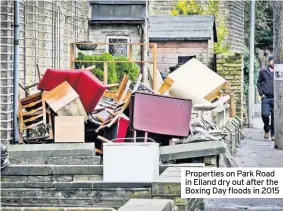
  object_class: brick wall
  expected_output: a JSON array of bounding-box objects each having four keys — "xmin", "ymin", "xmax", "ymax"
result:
[
  {"xmin": 1, "ymin": 1, "xmax": 15, "ymax": 145},
  {"xmin": 0, "ymin": 0, "xmax": 89, "ymax": 144},
  {"xmin": 216, "ymin": 53, "xmax": 245, "ymax": 122}
]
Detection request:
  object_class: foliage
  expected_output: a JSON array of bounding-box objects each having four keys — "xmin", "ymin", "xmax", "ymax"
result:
[
  {"xmin": 244, "ymin": 1, "xmax": 273, "ymax": 50},
  {"xmin": 171, "ymin": 0, "xmax": 229, "ymax": 52},
  {"xmin": 114, "ymin": 56, "xmax": 140, "ymax": 81},
  {"xmin": 75, "ymin": 52, "xmax": 139, "ymax": 84}
]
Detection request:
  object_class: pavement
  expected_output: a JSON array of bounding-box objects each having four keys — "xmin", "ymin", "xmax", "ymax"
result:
[{"xmin": 204, "ymin": 103, "xmax": 283, "ymax": 211}]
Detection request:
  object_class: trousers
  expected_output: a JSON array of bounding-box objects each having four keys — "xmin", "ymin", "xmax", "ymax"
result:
[{"xmin": 261, "ymin": 96, "xmax": 274, "ymax": 135}]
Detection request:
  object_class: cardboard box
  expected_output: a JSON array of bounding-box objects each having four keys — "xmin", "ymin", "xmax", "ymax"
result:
[{"xmin": 44, "ymin": 81, "xmax": 87, "ymax": 121}]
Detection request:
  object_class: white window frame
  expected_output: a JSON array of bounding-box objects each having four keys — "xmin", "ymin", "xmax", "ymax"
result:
[{"xmin": 106, "ymin": 36, "xmax": 130, "ymax": 57}]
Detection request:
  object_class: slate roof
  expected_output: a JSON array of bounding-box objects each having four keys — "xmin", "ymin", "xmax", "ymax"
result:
[{"xmin": 149, "ymin": 15, "xmax": 217, "ymax": 42}]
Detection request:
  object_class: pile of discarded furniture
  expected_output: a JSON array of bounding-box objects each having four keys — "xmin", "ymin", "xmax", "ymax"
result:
[{"xmin": 18, "ymin": 58, "xmax": 233, "ymax": 164}]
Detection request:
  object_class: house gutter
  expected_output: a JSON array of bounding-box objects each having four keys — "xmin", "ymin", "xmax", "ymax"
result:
[{"xmin": 13, "ymin": 0, "xmax": 20, "ymax": 144}]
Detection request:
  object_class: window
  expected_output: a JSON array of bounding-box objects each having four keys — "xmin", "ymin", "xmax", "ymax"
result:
[{"xmin": 106, "ymin": 36, "xmax": 130, "ymax": 57}]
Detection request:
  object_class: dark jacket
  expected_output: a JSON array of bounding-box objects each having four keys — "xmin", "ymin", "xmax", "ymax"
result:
[{"xmin": 257, "ymin": 66, "xmax": 274, "ymax": 98}]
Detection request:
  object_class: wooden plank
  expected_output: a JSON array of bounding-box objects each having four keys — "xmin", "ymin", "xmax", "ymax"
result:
[
  {"xmin": 70, "ymin": 42, "xmax": 155, "ymax": 46},
  {"xmin": 23, "ymin": 114, "xmax": 43, "ymax": 123},
  {"xmin": 21, "ymin": 92, "xmax": 41, "ymax": 104},
  {"xmin": 55, "ymin": 116, "xmax": 84, "ymax": 143},
  {"xmin": 117, "ymin": 80, "xmax": 131, "ymax": 105},
  {"xmin": 103, "ymin": 62, "xmax": 108, "ymax": 85},
  {"xmin": 159, "ymin": 77, "xmax": 174, "ymax": 95},
  {"xmin": 44, "ymin": 81, "xmax": 78, "ymax": 113},
  {"xmin": 155, "ymin": 53, "xmax": 207, "ymax": 60},
  {"xmin": 36, "ymin": 64, "xmax": 42, "ymax": 81},
  {"xmin": 25, "ymin": 83, "xmax": 39, "ymax": 90},
  {"xmin": 23, "ymin": 107, "xmax": 43, "ymax": 116},
  {"xmin": 24, "ymin": 110, "xmax": 42, "ymax": 117},
  {"xmin": 115, "ymin": 75, "xmax": 129, "ymax": 102},
  {"xmin": 156, "ymin": 41, "xmax": 207, "ymax": 48},
  {"xmin": 24, "ymin": 120, "xmax": 44, "ymax": 130},
  {"xmin": 73, "ymin": 60, "xmax": 153, "ymax": 64},
  {"xmin": 156, "ymin": 47, "xmax": 207, "ymax": 53},
  {"xmin": 22, "ymin": 99, "xmax": 42, "ymax": 109}
]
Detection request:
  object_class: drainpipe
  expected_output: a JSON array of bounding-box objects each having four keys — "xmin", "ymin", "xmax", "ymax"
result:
[
  {"xmin": 248, "ymin": 0, "xmax": 255, "ymax": 128},
  {"xmin": 13, "ymin": 0, "xmax": 20, "ymax": 144},
  {"xmin": 143, "ymin": 0, "xmax": 149, "ymax": 83}
]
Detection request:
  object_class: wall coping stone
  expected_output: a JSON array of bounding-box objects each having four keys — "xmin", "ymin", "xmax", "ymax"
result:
[
  {"xmin": 8, "ymin": 143, "xmax": 95, "ymax": 158},
  {"xmin": 159, "ymin": 141, "xmax": 225, "ymax": 162}
]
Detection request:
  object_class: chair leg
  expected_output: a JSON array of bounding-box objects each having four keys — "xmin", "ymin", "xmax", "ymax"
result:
[
  {"xmin": 134, "ymin": 130, "xmax": 137, "ymax": 143},
  {"xmin": 144, "ymin": 132, "xmax": 148, "ymax": 143}
]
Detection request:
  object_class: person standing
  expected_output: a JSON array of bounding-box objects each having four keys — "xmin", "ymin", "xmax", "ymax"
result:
[{"xmin": 257, "ymin": 55, "xmax": 274, "ymax": 141}]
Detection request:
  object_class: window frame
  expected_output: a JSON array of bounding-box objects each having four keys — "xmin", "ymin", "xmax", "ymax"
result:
[{"xmin": 106, "ymin": 36, "xmax": 130, "ymax": 57}]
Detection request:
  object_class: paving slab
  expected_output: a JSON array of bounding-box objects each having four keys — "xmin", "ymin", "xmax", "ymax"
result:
[{"xmin": 159, "ymin": 141, "xmax": 225, "ymax": 162}]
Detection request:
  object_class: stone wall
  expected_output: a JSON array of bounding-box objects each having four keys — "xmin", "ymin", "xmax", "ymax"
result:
[
  {"xmin": 88, "ymin": 25, "xmax": 143, "ymax": 61},
  {"xmin": 1, "ymin": 164, "xmax": 201, "ymax": 211},
  {"xmin": 216, "ymin": 53, "xmax": 245, "ymax": 123}
]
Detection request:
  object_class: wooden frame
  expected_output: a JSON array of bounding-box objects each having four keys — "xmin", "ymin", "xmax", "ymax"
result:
[{"xmin": 69, "ymin": 42, "xmax": 158, "ymax": 91}]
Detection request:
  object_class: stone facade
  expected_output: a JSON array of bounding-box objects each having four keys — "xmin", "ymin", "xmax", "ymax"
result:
[
  {"xmin": 216, "ymin": 53, "xmax": 245, "ymax": 122},
  {"xmin": 88, "ymin": 25, "xmax": 144, "ymax": 61}
]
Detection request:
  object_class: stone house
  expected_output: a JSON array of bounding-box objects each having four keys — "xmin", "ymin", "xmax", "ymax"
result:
[
  {"xmin": 88, "ymin": 0, "xmax": 147, "ymax": 62},
  {"xmin": 149, "ymin": 15, "xmax": 217, "ymax": 73}
]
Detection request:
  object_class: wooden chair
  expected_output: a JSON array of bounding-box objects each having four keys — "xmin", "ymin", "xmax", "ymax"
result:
[{"xmin": 18, "ymin": 64, "xmax": 53, "ymax": 144}]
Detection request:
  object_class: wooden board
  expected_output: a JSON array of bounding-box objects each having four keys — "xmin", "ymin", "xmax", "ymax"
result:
[
  {"xmin": 44, "ymin": 81, "xmax": 79, "ymax": 112},
  {"xmin": 55, "ymin": 116, "xmax": 84, "ymax": 143},
  {"xmin": 57, "ymin": 98, "xmax": 88, "ymax": 121}
]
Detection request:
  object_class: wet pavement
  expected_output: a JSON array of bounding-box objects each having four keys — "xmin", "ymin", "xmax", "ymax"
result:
[{"xmin": 204, "ymin": 108, "xmax": 283, "ymax": 211}]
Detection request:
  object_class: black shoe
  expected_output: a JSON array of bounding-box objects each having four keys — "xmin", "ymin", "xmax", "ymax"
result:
[{"xmin": 271, "ymin": 133, "xmax": 274, "ymax": 141}]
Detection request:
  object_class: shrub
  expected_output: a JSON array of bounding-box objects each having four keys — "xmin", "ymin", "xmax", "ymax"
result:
[
  {"xmin": 75, "ymin": 52, "xmax": 140, "ymax": 84},
  {"xmin": 114, "ymin": 56, "xmax": 140, "ymax": 81}
]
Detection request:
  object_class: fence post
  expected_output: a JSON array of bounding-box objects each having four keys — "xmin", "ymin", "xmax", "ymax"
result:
[{"xmin": 104, "ymin": 62, "xmax": 108, "ymax": 85}]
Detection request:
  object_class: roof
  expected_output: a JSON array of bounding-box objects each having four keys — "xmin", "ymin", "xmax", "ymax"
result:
[{"xmin": 149, "ymin": 15, "xmax": 217, "ymax": 42}]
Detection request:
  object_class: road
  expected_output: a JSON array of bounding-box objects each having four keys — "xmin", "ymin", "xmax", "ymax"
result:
[{"xmin": 204, "ymin": 104, "xmax": 283, "ymax": 210}]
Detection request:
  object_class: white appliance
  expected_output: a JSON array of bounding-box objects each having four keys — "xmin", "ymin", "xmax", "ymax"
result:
[{"xmin": 103, "ymin": 143, "xmax": 160, "ymax": 183}]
